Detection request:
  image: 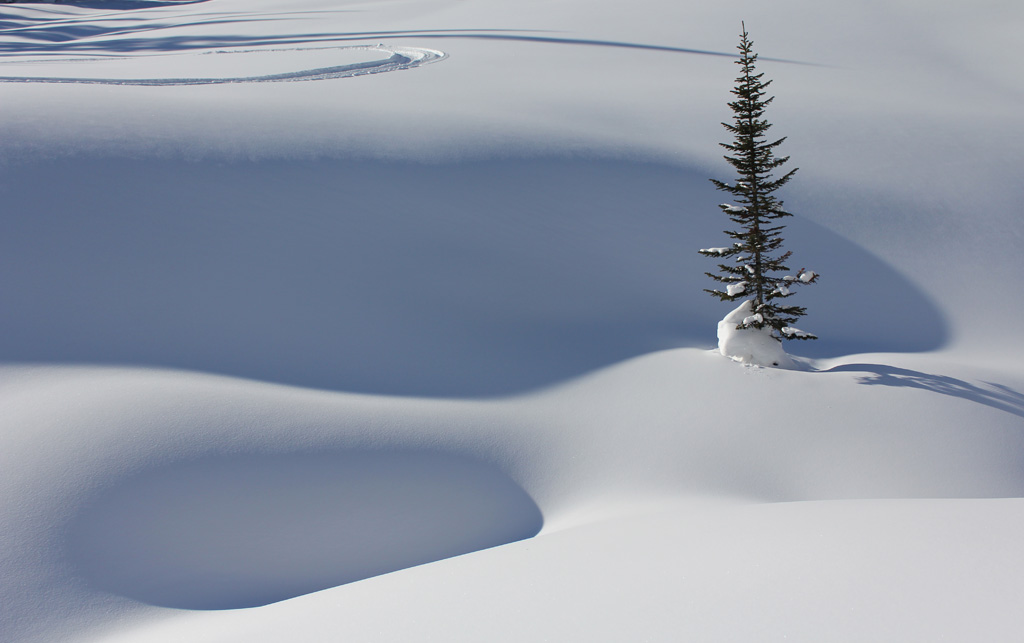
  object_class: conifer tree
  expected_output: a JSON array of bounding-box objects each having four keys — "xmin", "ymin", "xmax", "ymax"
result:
[{"xmin": 699, "ymin": 23, "xmax": 818, "ymax": 340}]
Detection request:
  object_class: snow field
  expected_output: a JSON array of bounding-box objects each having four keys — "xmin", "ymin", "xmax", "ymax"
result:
[
  {"xmin": 0, "ymin": 0, "xmax": 1022, "ymax": 640},
  {"xmin": 4, "ymin": 348, "xmax": 1024, "ymax": 641}
]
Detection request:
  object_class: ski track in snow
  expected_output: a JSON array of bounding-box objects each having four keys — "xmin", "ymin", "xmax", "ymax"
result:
[{"xmin": 0, "ymin": 45, "xmax": 445, "ymax": 85}]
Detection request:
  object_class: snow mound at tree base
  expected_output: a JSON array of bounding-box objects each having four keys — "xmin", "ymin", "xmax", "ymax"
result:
[{"xmin": 717, "ymin": 300, "xmax": 797, "ymax": 369}]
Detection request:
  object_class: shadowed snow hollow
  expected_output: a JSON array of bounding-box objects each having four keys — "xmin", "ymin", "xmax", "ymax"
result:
[
  {"xmin": 0, "ymin": 156, "xmax": 946, "ymax": 395},
  {"xmin": 65, "ymin": 450, "xmax": 542, "ymax": 609}
]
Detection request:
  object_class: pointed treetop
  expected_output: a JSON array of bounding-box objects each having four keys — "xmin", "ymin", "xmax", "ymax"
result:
[{"xmin": 699, "ymin": 23, "xmax": 818, "ymax": 341}]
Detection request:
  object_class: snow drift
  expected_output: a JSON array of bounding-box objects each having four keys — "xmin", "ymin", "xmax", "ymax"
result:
[
  {"xmin": 1, "ymin": 0, "xmax": 1023, "ymax": 641},
  {"xmin": 1, "ymin": 156, "xmax": 946, "ymax": 396},
  {"xmin": 66, "ymin": 450, "xmax": 541, "ymax": 610},
  {"xmin": 716, "ymin": 299, "xmax": 797, "ymax": 368}
]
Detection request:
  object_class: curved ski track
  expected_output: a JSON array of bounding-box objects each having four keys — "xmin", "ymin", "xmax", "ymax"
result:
[{"xmin": 0, "ymin": 45, "xmax": 445, "ymax": 85}]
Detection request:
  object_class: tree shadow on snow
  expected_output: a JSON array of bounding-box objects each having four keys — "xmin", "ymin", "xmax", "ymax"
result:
[{"xmin": 825, "ymin": 364, "xmax": 1024, "ymax": 420}]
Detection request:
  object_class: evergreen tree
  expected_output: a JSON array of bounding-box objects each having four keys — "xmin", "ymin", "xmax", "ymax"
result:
[{"xmin": 699, "ymin": 23, "xmax": 818, "ymax": 340}]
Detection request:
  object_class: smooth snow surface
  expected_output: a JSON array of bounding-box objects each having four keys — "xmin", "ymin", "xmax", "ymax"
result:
[
  {"xmin": 2, "ymin": 0, "xmax": 1023, "ymax": 641},
  {"xmin": 68, "ymin": 451, "xmax": 541, "ymax": 610}
]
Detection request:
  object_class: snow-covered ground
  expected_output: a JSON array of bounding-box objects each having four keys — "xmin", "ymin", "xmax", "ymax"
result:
[{"xmin": 2, "ymin": 0, "xmax": 1023, "ymax": 641}]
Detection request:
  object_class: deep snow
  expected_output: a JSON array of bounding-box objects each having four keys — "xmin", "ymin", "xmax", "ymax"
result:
[
  {"xmin": 1, "ymin": 0, "xmax": 1023, "ymax": 641},
  {"xmin": 716, "ymin": 300, "xmax": 798, "ymax": 368}
]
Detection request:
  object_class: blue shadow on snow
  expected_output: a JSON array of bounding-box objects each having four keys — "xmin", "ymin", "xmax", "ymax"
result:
[
  {"xmin": 0, "ymin": 156, "xmax": 949, "ymax": 396},
  {"xmin": 824, "ymin": 364, "xmax": 1024, "ymax": 420},
  {"xmin": 64, "ymin": 450, "xmax": 543, "ymax": 610}
]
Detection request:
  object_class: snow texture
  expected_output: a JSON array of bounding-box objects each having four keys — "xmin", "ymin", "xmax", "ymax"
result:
[
  {"xmin": 782, "ymin": 326, "xmax": 815, "ymax": 339},
  {"xmin": 67, "ymin": 451, "xmax": 541, "ymax": 610},
  {"xmin": 0, "ymin": 0, "xmax": 1023, "ymax": 641},
  {"xmin": 0, "ymin": 46, "xmax": 445, "ymax": 85},
  {"xmin": 726, "ymin": 282, "xmax": 747, "ymax": 296},
  {"xmin": 717, "ymin": 300, "xmax": 796, "ymax": 368}
]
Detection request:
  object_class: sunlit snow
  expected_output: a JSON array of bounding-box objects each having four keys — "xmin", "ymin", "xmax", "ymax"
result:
[{"xmin": 1, "ymin": 0, "xmax": 1023, "ymax": 642}]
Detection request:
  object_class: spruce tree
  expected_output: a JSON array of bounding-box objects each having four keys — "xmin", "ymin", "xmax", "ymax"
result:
[{"xmin": 699, "ymin": 23, "xmax": 818, "ymax": 340}]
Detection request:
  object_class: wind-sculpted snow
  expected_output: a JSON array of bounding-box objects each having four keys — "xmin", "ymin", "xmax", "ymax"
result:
[
  {"xmin": 4, "ymin": 353, "xmax": 1024, "ymax": 642},
  {"xmin": 2, "ymin": 0, "xmax": 1023, "ymax": 640},
  {"xmin": 66, "ymin": 450, "xmax": 542, "ymax": 609},
  {"xmin": 0, "ymin": 157, "xmax": 947, "ymax": 397},
  {"xmin": 0, "ymin": 45, "xmax": 445, "ymax": 84}
]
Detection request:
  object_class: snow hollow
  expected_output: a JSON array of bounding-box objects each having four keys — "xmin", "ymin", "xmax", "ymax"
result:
[{"xmin": 1, "ymin": 0, "xmax": 1023, "ymax": 641}]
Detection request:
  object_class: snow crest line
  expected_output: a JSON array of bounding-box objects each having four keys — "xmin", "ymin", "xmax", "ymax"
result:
[{"xmin": 0, "ymin": 45, "xmax": 446, "ymax": 85}]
